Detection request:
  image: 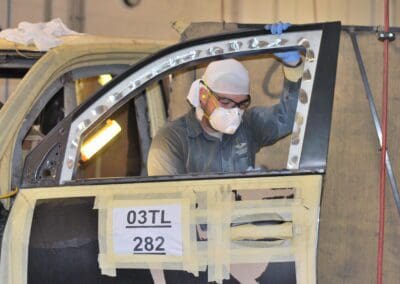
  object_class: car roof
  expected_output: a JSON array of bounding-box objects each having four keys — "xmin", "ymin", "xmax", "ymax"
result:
[
  {"xmin": 0, "ymin": 34, "xmax": 174, "ymax": 51},
  {"xmin": 0, "ymin": 34, "xmax": 174, "ymax": 78}
]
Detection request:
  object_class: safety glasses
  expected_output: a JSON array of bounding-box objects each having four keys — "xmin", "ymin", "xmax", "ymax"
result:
[{"xmin": 200, "ymin": 80, "xmax": 251, "ymax": 110}]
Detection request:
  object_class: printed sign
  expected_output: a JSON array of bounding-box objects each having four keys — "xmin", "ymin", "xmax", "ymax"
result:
[{"xmin": 112, "ymin": 204, "xmax": 182, "ymax": 256}]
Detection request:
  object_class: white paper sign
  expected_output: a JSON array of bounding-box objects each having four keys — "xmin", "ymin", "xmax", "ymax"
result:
[{"xmin": 112, "ymin": 204, "xmax": 182, "ymax": 256}]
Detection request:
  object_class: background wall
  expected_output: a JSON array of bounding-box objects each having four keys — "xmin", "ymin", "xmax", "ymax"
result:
[
  {"xmin": 1, "ymin": 0, "xmax": 400, "ymax": 42},
  {"xmin": 318, "ymin": 29, "xmax": 400, "ymax": 283},
  {"xmin": 1, "ymin": 0, "xmax": 399, "ymax": 102}
]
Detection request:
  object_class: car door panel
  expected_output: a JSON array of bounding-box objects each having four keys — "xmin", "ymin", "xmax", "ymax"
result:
[{"xmin": 2, "ymin": 175, "xmax": 322, "ymax": 284}]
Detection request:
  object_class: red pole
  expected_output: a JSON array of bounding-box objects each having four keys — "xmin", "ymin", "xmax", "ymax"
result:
[{"xmin": 377, "ymin": 0, "xmax": 389, "ymax": 283}]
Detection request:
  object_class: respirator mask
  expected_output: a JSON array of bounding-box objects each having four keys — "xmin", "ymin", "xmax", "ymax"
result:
[{"xmin": 208, "ymin": 107, "xmax": 244, "ymax": 134}]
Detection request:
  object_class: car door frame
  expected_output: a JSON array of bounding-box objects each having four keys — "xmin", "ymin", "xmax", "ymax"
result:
[{"xmin": 20, "ymin": 21, "xmax": 341, "ymax": 188}]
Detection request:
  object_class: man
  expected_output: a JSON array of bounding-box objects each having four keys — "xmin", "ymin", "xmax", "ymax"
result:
[{"xmin": 147, "ymin": 23, "xmax": 303, "ymax": 176}]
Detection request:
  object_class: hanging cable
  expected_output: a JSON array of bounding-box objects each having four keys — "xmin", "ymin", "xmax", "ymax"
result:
[
  {"xmin": 0, "ymin": 188, "xmax": 19, "ymax": 200},
  {"xmin": 377, "ymin": 0, "xmax": 390, "ymax": 282}
]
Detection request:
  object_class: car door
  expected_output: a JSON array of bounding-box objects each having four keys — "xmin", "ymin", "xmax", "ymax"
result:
[
  {"xmin": 0, "ymin": 36, "xmax": 170, "ymax": 206},
  {"xmin": 0, "ymin": 22, "xmax": 340, "ymax": 284}
]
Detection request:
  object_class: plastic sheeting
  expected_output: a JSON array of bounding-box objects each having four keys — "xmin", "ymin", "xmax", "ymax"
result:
[{"xmin": 0, "ymin": 19, "xmax": 80, "ymax": 51}]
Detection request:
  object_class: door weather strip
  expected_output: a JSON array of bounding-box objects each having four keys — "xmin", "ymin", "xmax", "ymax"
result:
[{"xmin": 349, "ymin": 30, "xmax": 400, "ymax": 218}]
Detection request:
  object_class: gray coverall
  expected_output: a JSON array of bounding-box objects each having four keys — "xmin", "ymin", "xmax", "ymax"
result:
[{"xmin": 147, "ymin": 74, "xmax": 301, "ymax": 176}]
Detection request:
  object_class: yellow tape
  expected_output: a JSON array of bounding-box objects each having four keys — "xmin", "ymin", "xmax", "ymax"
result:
[
  {"xmin": 181, "ymin": 188, "xmax": 199, "ymax": 276},
  {"xmin": 0, "ymin": 191, "xmax": 36, "ymax": 284},
  {"xmin": 205, "ymin": 185, "xmax": 232, "ymax": 282},
  {"xmin": 231, "ymin": 222, "xmax": 293, "ymax": 241},
  {"xmin": 283, "ymin": 60, "xmax": 305, "ymax": 82},
  {"xmin": 0, "ymin": 147, "xmax": 13, "ymax": 209},
  {"xmin": 95, "ymin": 189, "xmax": 200, "ymax": 277}
]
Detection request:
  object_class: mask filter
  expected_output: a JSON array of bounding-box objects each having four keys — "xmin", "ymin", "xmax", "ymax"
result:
[{"xmin": 208, "ymin": 107, "xmax": 244, "ymax": 134}]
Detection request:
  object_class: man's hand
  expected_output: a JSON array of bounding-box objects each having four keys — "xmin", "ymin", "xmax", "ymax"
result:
[{"xmin": 264, "ymin": 22, "xmax": 301, "ymax": 67}]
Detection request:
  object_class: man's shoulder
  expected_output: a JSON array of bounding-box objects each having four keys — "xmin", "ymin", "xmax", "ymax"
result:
[
  {"xmin": 165, "ymin": 112, "xmax": 190, "ymax": 130},
  {"xmin": 242, "ymin": 106, "xmax": 268, "ymax": 120},
  {"xmin": 241, "ymin": 106, "xmax": 276, "ymax": 130},
  {"xmin": 155, "ymin": 111, "xmax": 190, "ymax": 140}
]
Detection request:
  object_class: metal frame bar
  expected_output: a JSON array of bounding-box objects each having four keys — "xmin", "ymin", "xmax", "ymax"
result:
[
  {"xmin": 348, "ymin": 30, "xmax": 400, "ymax": 217},
  {"xmin": 133, "ymin": 93, "xmax": 151, "ymax": 176},
  {"xmin": 299, "ymin": 22, "xmax": 341, "ymax": 169}
]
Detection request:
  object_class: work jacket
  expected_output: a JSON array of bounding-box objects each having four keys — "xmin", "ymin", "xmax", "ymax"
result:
[{"xmin": 147, "ymin": 67, "xmax": 302, "ymax": 176}]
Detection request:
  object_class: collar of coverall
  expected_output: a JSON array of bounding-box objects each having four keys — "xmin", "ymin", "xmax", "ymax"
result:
[{"xmin": 186, "ymin": 109, "xmax": 209, "ymax": 138}]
